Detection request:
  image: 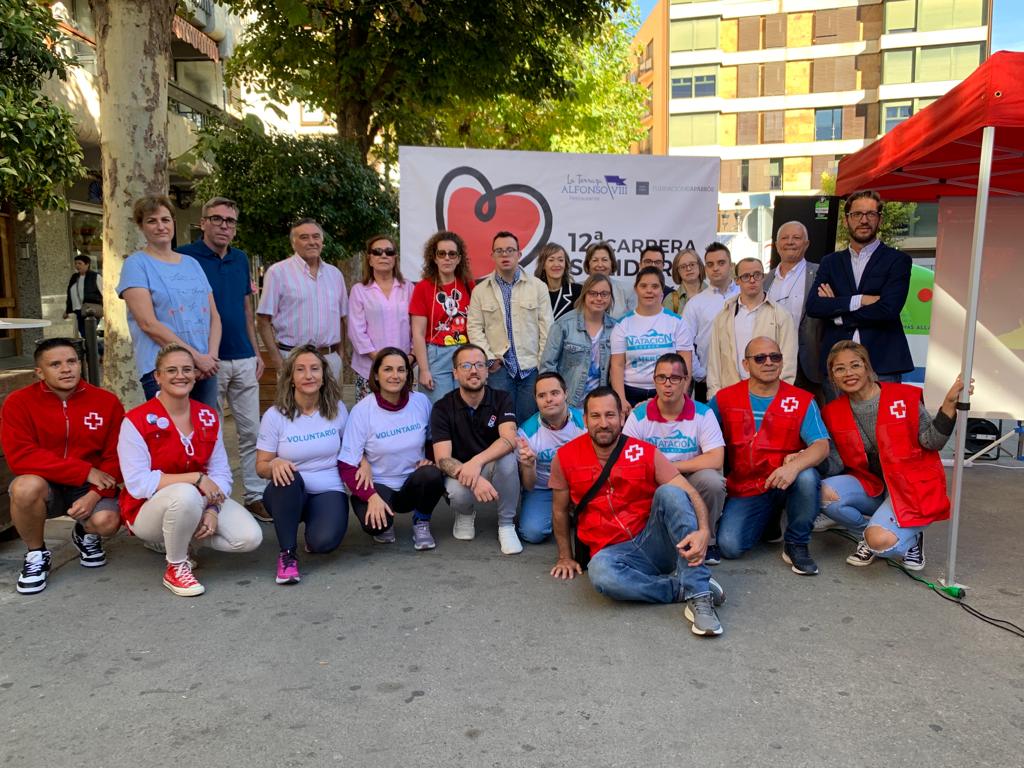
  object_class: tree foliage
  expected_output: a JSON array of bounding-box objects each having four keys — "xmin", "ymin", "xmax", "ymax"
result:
[
  {"xmin": 422, "ymin": 9, "xmax": 646, "ymax": 155},
  {"xmin": 0, "ymin": 0, "xmax": 84, "ymax": 211},
  {"xmin": 194, "ymin": 117, "xmax": 397, "ymax": 264},
  {"xmin": 223, "ymin": 0, "xmax": 627, "ymax": 158},
  {"xmin": 820, "ymin": 172, "xmax": 917, "ymax": 248}
]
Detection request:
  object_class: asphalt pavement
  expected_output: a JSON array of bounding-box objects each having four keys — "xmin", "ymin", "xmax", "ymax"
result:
[{"xmin": 0, "ymin": 434, "xmax": 1021, "ymax": 767}]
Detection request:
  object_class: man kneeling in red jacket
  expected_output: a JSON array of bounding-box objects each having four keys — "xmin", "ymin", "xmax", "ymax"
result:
[{"xmin": 0, "ymin": 338, "xmax": 124, "ymax": 594}]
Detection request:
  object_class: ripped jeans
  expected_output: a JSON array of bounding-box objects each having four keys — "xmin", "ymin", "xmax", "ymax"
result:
[{"xmin": 821, "ymin": 474, "xmax": 925, "ymax": 557}]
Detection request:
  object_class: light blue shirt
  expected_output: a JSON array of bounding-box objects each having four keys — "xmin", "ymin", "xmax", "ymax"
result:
[{"xmin": 117, "ymin": 251, "xmax": 213, "ymax": 378}]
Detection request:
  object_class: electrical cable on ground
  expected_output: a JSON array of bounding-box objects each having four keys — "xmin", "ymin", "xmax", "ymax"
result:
[{"xmin": 827, "ymin": 528, "xmax": 1024, "ymax": 639}]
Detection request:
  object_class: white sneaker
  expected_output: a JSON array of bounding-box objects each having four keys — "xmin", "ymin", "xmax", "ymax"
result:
[
  {"xmin": 452, "ymin": 512, "xmax": 476, "ymax": 541},
  {"xmin": 498, "ymin": 525, "xmax": 523, "ymax": 555},
  {"xmin": 813, "ymin": 513, "xmax": 841, "ymax": 532}
]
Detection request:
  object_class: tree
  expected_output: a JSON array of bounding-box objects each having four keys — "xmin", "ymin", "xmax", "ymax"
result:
[
  {"xmin": 0, "ymin": 0, "xmax": 84, "ymax": 212},
  {"xmin": 194, "ymin": 117, "xmax": 397, "ymax": 265},
  {"xmin": 88, "ymin": 0, "xmax": 177, "ymax": 402},
  {"xmin": 821, "ymin": 171, "xmax": 917, "ymax": 249},
  {"xmin": 224, "ymin": 0, "xmax": 627, "ymax": 159},
  {"xmin": 424, "ymin": 9, "xmax": 646, "ymax": 155}
]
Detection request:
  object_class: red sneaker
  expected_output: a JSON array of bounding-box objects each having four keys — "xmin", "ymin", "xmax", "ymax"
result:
[{"xmin": 163, "ymin": 560, "xmax": 205, "ymax": 597}]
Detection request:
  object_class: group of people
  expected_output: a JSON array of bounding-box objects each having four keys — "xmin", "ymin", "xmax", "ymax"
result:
[{"xmin": 1, "ymin": 190, "xmax": 967, "ymax": 640}]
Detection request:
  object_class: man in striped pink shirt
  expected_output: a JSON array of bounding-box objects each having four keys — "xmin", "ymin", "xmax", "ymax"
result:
[{"xmin": 257, "ymin": 219, "xmax": 349, "ymax": 382}]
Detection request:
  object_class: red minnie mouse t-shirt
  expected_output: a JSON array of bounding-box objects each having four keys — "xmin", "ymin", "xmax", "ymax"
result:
[{"xmin": 409, "ymin": 279, "xmax": 471, "ymax": 347}]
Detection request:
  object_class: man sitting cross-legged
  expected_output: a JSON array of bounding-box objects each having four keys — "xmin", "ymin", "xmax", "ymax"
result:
[
  {"xmin": 548, "ymin": 386, "xmax": 725, "ymax": 637},
  {"xmin": 431, "ymin": 343, "xmax": 523, "ymax": 555},
  {"xmin": 623, "ymin": 352, "xmax": 727, "ymax": 564},
  {"xmin": 710, "ymin": 336, "xmax": 830, "ymax": 575},
  {"xmin": 0, "ymin": 338, "xmax": 125, "ymax": 594}
]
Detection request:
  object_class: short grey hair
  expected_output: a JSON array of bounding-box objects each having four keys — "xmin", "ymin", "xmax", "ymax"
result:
[{"xmin": 776, "ymin": 220, "xmax": 808, "ymax": 240}]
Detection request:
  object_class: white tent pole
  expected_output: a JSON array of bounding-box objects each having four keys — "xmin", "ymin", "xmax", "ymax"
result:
[{"xmin": 945, "ymin": 124, "xmax": 995, "ymax": 589}]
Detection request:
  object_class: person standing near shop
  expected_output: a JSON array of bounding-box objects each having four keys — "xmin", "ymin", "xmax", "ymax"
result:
[
  {"xmin": 64, "ymin": 254, "xmax": 103, "ymax": 339},
  {"xmin": 178, "ymin": 196, "xmax": 269, "ymax": 523}
]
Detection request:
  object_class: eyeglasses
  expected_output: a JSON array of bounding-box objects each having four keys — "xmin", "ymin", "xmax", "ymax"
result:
[
  {"xmin": 737, "ymin": 271, "xmax": 764, "ymax": 283},
  {"xmin": 746, "ymin": 352, "xmax": 783, "ymax": 364},
  {"xmin": 846, "ymin": 211, "xmax": 881, "ymax": 221},
  {"xmin": 679, "ymin": 262, "xmax": 700, "ymax": 270},
  {"xmin": 457, "ymin": 361, "xmax": 487, "ymax": 371},
  {"xmin": 493, "ymin": 247, "xmax": 519, "ymax": 256},
  {"xmin": 435, "ymin": 250, "xmax": 460, "ymax": 259},
  {"xmin": 370, "ymin": 247, "xmax": 397, "ymax": 257},
  {"xmin": 204, "ymin": 215, "xmax": 237, "ymax": 228},
  {"xmin": 653, "ymin": 374, "xmax": 685, "ymax": 384},
  {"xmin": 587, "ymin": 290, "xmax": 612, "ymax": 299},
  {"xmin": 831, "ymin": 362, "xmax": 866, "ymax": 376}
]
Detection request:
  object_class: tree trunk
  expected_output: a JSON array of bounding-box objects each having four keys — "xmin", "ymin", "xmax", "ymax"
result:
[{"xmin": 89, "ymin": 0, "xmax": 177, "ymax": 405}]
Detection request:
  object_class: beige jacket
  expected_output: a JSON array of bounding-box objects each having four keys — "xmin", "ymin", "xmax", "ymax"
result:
[
  {"xmin": 706, "ymin": 294, "xmax": 797, "ymax": 397},
  {"xmin": 467, "ymin": 271, "xmax": 553, "ymax": 370}
]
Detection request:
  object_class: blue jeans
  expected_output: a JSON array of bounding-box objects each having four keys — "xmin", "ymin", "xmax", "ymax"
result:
[
  {"xmin": 717, "ymin": 467, "xmax": 820, "ymax": 558},
  {"xmin": 822, "ymin": 474, "xmax": 924, "ymax": 557},
  {"xmin": 587, "ymin": 485, "xmax": 712, "ymax": 603},
  {"xmin": 423, "ymin": 344, "xmax": 458, "ymax": 405},
  {"xmin": 487, "ymin": 366, "xmax": 538, "ymax": 424},
  {"xmin": 519, "ymin": 488, "xmax": 553, "ymax": 543},
  {"xmin": 141, "ymin": 370, "xmax": 219, "ymax": 410}
]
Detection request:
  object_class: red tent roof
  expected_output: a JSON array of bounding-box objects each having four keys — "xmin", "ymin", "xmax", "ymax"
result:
[{"xmin": 837, "ymin": 51, "xmax": 1024, "ymax": 202}]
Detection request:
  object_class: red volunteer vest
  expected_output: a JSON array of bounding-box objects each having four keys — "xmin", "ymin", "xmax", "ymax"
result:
[
  {"xmin": 556, "ymin": 434, "xmax": 658, "ymax": 555},
  {"xmin": 119, "ymin": 398, "xmax": 220, "ymax": 526},
  {"xmin": 822, "ymin": 383, "xmax": 950, "ymax": 527},
  {"xmin": 717, "ymin": 380, "xmax": 814, "ymax": 498}
]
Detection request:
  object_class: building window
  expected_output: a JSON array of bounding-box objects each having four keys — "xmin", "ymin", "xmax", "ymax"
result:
[
  {"xmin": 917, "ymin": 0, "xmax": 985, "ymax": 31},
  {"xmin": 815, "ymin": 108, "xmax": 844, "ymax": 140},
  {"xmin": 641, "ymin": 41, "xmax": 654, "ymax": 73},
  {"xmin": 669, "ymin": 113, "xmax": 718, "ymax": 147},
  {"xmin": 670, "ymin": 66, "xmax": 717, "ymax": 99},
  {"xmin": 644, "ymin": 84, "xmax": 653, "ymax": 118},
  {"xmin": 883, "ymin": 102, "xmax": 912, "ymax": 132},
  {"xmin": 883, "ymin": 43, "xmax": 983, "ymax": 84},
  {"xmin": 768, "ymin": 158, "xmax": 784, "ymax": 190},
  {"xmin": 670, "ymin": 17, "xmax": 718, "ymax": 52},
  {"xmin": 885, "ymin": 0, "xmax": 918, "ymax": 32},
  {"xmin": 740, "ymin": 159, "xmax": 750, "ymax": 192},
  {"xmin": 883, "ymin": 49, "xmax": 915, "ymax": 84}
]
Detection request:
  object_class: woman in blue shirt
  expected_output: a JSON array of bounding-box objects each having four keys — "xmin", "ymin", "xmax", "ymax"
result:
[{"xmin": 117, "ymin": 195, "xmax": 221, "ymax": 409}]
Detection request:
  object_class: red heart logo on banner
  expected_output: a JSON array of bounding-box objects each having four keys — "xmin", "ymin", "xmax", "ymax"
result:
[
  {"xmin": 447, "ymin": 188, "xmax": 541, "ymax": 278},
  {"xmin": 435, "ymin": 166, "xmax": 552, "ymax": 279}
]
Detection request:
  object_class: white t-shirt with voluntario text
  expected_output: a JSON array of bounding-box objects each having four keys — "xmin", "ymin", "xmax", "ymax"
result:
[
  {"xmin": 256, "ymin": 404, "xmax": 349, "ymax": 494},
  {"xmin": 338, "ymin": 391, "xmax": 432, "ymax": 488}
]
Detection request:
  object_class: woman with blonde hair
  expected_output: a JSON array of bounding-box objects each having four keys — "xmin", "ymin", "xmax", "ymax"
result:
[
  {"xmin": 348, "ymin": 233, "xmax": 413, "ymax": 402},
  {"xmin": 534, "ymin": 242, "xmax": 580, "ymax": 321},
  {"xmin": 256, "ymin": 345, "xmax": 350, "ymax": 585},
  {"xmin": 663, "ymin": 248, "xmax": 707, "ymax": 315},
  {"xmin": 818, "ymin": 340, "xmax": 968, "ymax": 571},
  {"xmin": 118, "ymin": 344, "xmax": 262, "ymax": 597},
  {"xmin": 582, "ymin": 241, "xmax": 634, "ymax": 319},
  {"xmin": 539, "ymin": 273, "xmax": 617, "ymax": 408}
]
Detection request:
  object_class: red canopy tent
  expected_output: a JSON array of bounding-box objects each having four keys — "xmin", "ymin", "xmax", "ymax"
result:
[
  {"xmin": 837, "ymin": 51, "xmax": 1024, "ymax": 201},
  {"xmin": 835, "ymin": 51, "xmax": 1024, "ymax": 588}
]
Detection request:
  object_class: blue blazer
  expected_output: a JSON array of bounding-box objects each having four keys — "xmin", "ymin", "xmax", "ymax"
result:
[{"xmin": 805, "ymin": 242, "xmax": 913, "ymax": 376}]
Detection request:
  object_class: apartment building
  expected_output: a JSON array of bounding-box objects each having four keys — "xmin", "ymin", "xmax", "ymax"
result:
[{"xmin": 633, "ymin": 0, "xmax": 992, "ymax": 241}]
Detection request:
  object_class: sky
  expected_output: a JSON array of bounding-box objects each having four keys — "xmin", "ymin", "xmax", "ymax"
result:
[{"xmin": 632, "ymin": 0, "xmax": 1024, "ymax": 51}]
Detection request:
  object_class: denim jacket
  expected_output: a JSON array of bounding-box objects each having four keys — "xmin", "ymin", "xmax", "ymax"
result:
[{"xmin": 539, "ymin": 309, "xmax": 616, "ymax": 408}]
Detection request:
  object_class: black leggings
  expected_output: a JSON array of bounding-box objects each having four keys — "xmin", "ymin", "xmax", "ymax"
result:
[
  {"xmin": 349, "ymin": 465, "xmax": 446, "ymax": 535},
  {"xmin": 263, "ymin": 473, "xmax": 349, "ymax": 553},
  {"xmin": 624, "ymin": 384, "xmax": 657, "ymax": 407}
]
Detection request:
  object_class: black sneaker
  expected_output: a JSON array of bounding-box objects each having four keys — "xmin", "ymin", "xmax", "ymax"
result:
[
  {"xmin": 72, "ymin": 523, "xmax": 106, "ymax": 567},
  {"xmin": 17, "ymin": 550, "xmax": 51, "ymax": 594},
  {"xmin": 782, "ymin": 543, "xmax": 819, "ymax": 575},
  {"xmin": 845, "ymin": 539, "xmax": 876, "ymax": 567},
  {"xmin": 704, "ymin": 544, "xmax": 721, "ymax": 566},
  {"xmin": 903, "ymin": 533, "xmax": 925, "ymax": 571}
]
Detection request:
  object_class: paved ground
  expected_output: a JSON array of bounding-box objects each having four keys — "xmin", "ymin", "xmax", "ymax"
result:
[{"xmin": 0, "ymin": 426, "xmax": 1021, "ymax": 767}]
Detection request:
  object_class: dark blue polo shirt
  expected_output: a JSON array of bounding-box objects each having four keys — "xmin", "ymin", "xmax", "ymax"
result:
[{"xmin": 177, "ymin": 239, "xmax": 255, "ymax": 360}]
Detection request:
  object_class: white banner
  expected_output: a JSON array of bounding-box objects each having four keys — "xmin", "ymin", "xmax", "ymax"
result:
[{"xmin": 398, "ymin": 146, "xmax": 720, "ymax": 287}]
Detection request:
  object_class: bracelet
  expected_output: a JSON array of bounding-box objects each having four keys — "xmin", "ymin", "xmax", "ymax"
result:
[{"xmin": 194, "ymin": 473, "xmax": 204, "ymax": 488}]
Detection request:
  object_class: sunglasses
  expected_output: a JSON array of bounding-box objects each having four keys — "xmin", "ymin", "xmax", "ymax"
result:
[
  {"xmin": 746, "ymin": 352, "xmax": 784, "ymax": 364},
  {"xmin": 370, "ymin": 247, "xmax": 397, "ymax": 257}
]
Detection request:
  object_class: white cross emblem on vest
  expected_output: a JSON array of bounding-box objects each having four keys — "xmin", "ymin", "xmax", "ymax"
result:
[
  {"xmin": 198, "ymin": 408, "xmax": 216, "ymax": 427},
  {"xmin": 624, "ymin": 443, "xmax": 644, "ymax": 463},
  {"xmin": 780, "ymin": 396, "xmax": 799, "ymax": 413},
  {"xmin": 83, "ymin": 412, "xmax": 103, "ymax": 430},
  {"xmin": 890, "ymin": 400, "xmax": 907, "ymax": 419}
]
